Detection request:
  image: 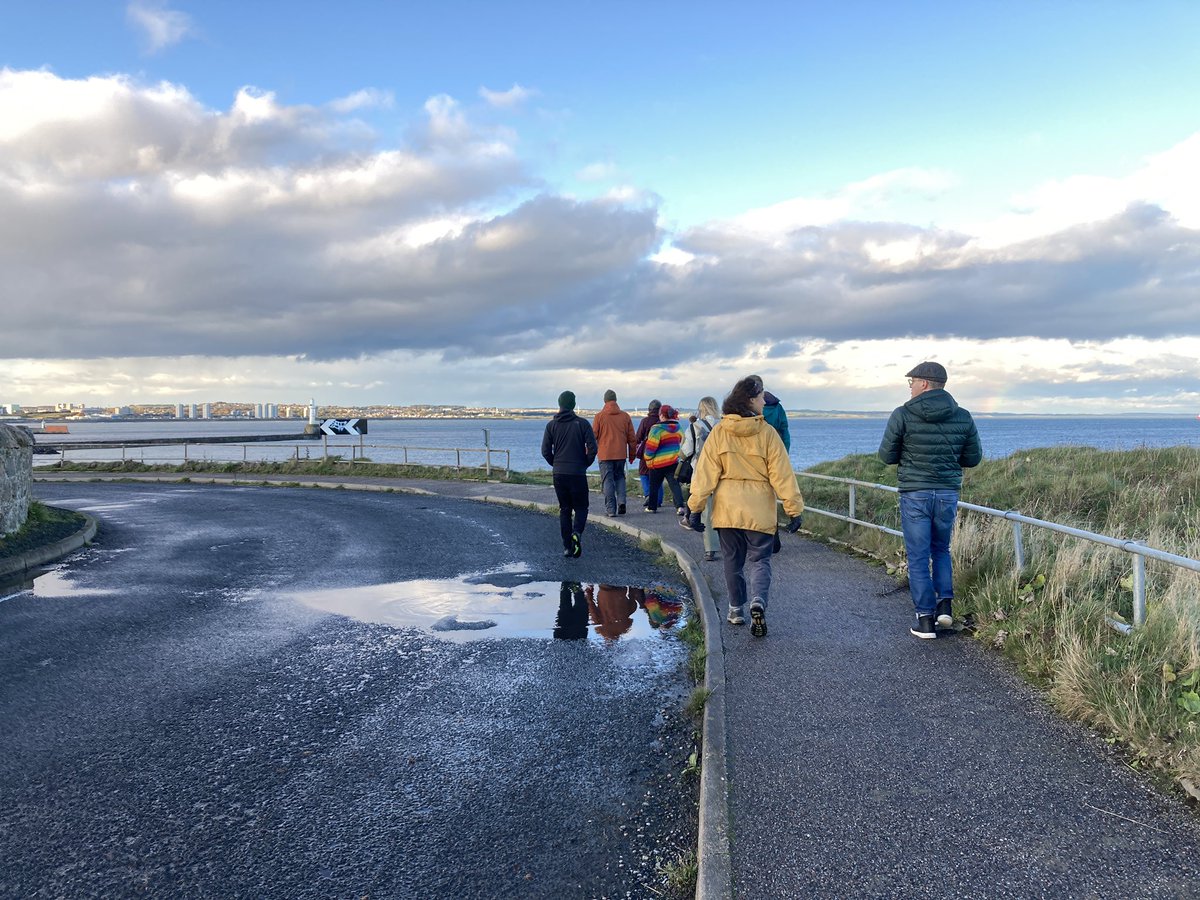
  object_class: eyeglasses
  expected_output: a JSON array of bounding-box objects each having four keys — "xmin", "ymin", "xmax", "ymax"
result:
[{"xmin": 907, "ymin": 378, "xmax": 927, "ymax": 388}]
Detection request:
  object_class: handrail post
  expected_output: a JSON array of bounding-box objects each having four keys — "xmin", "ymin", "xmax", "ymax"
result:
[
  {"xmin": 1010, "ymin": 518, "xmax": 1024, "ymax": 572},
  {"xmin": 848, "ymin": 484, "xmax": 856, "ymax": 533},
  {"xmin": 1132, "ymin": 546, "xmax": 1147, "ymax": 628}
]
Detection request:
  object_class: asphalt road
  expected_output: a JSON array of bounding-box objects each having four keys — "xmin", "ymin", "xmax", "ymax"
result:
[{"xmin": 2, "ymin": 482, "xmax": 697, "ymax": 899}]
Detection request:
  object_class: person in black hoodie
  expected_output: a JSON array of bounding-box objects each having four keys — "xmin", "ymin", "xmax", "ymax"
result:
[{"xmin": 541, "ymin": 391, "xmax": 598, "ymax": 558}]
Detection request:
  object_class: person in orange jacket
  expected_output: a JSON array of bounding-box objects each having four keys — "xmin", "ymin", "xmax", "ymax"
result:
[{"xmin": 592, "ymin": 389, "xmax": 638, "ymax": 516}]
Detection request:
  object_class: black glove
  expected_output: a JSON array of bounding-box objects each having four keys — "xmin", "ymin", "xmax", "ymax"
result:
[
  {"xmin": 786, "ymin": 515, "xmax": 803, "ymax": 534},
  {"xmin": 686, "ymin": 511, "xmax": 705, "ymax": 532}
]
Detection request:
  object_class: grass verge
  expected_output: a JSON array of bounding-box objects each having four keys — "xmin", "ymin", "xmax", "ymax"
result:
[
  {"xmin": 799, "ymin": 445, "xmax": 1200, "ymax": 794},
  {"xmin": 40, "ymin": 458, "xmax": 610, "ymax": 490},
  {"xmin": 0, "ymin": 502, "xmax": 89, "ymax": 560}
]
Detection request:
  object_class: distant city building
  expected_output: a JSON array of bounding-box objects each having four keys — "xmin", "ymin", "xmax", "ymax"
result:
[
  {"xmin": 175, "ymin": 403, "xmax": 184, "ymax": 419},
  {"xmin": 189, "ymin": 403, "xmax": 198, "ymax": 419},
  {"xmin": 203, "ymin": 403, "xmax": 212, "ymax": 420}
]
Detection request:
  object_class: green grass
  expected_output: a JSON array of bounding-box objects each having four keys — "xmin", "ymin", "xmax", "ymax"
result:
[
  {"xmin": 44, "ymin": 458, "xmax": 617, "ymax": 494},
  {"xmin": 654, "ymin": 850, "xmax": 698, "ymax": 899},
  {"xmin": 678, "ymin": 609, "xmax": 707, "ymax": 685},
  {"xmin": 0, "ymin": 502, "xmax": 89, "ymax": 560},
  {"xmin": 800, "ymin": 445, "xmax": 1200, "ymax": 790}
]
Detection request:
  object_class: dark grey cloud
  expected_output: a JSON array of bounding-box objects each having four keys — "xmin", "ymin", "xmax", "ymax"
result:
[{"xmin": 3, "ymin": 69, "xmax": 1199, "ymax": 381}]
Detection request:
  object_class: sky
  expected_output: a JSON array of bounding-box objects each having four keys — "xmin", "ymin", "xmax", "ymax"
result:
[{"xmin": 3, "ymin": 1, "xmax": 1200, "ymax": 414}]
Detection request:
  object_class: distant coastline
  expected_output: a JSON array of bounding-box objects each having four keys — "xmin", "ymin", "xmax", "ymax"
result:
[{"xmin": 3, "ymin": 408, "xmax": 1196, "ymax": 425}]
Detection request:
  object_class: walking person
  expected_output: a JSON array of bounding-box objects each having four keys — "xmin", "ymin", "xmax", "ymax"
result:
[
  {"xmin": 541, "ymin": 390, "xmax": 598, "ymax": 558},
  {"xmin": 685, "ymin": 377, "xmax": 804, "ymax": 637},
  {"xmin": 634, "ymin": 400, "xmax": 665, "ymax": 509},
  {"xmin": 751, "ymin": 375, "xmax": 792, "ymax": 452},
  {"xmin": 678, "ymin": 396, "xmax": 721, "ymax": 561},
  {"xmin": 643, "ymin": 405, "xmax": 688, "ymax": 516},
  {"xmin": 877, "ymin": 361, "xmax": 983, "ymax": 639},
  {"xmin": 591, "ymin": 389, "xmax": 637, "ymax": 516}
]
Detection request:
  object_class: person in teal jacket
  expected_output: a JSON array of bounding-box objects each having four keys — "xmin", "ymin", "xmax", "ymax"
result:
[
  {"xmin": 878, "ymin": 361, "xmax": 982, "ymax": 639},
  {"xmin": 750, "ymin": 375, "xmax": 791, "ymax": 451}
]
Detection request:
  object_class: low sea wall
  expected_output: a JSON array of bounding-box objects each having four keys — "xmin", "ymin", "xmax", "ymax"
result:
[{"xmin": 1, "ymin": 424, "xmax": 34, "ymax": 535}]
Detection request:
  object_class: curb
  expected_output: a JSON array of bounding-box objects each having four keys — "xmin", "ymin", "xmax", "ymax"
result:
[
  {"xmin": 0, "ymin": 509, "xmax": 98, "ymax": 580},
  {"xmin": 34, "ymin": 474, "xmax": 733, "ymax": 896}
]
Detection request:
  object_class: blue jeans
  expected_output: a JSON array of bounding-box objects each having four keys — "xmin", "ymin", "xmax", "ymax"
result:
[
  {"xmin": 598, "ymin": 459, "xmax": 626, "ymax": 515},
  {"xmin": 899, "ymin": 490, "xmax": 959, "ymax": 616}
]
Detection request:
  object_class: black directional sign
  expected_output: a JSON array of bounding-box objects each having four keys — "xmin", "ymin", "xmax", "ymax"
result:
[{"xmin": 319, "ymin": 418, "xmax": 368, "ymax": 435}]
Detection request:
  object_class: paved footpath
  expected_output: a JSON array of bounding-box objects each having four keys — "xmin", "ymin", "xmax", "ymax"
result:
[{"xmin": 36, "ymin": 472, "xmax": 1200, "ymax": 898}]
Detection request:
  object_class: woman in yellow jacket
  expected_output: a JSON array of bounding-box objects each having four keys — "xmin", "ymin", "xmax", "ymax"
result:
[{"xmin": 685, "ymin": 376, "xmax": 804, "ymax": 636}]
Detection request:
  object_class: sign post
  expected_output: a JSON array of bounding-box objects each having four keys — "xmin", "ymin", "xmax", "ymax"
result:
[{"xmin": 318, "ymin": 419, "xmax": 368, "ymax": 461}]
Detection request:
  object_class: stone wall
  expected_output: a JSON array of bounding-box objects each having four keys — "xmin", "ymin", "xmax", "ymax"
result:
[{"xmin": 1, "ymin": 424, "xmax": 34, "ymax": 536}]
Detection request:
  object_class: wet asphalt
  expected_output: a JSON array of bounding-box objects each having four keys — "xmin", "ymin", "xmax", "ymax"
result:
[
  {"xmin": 3, "ymin": 482, "xmax": 697, "ymax": 899},
  {"xmin": 395, "ymin": 477, "xmax": 1200, "ymax": 898},
  {"xmin": 18, "ymin": 473, "xmax": 1200, "ymax": 899}
]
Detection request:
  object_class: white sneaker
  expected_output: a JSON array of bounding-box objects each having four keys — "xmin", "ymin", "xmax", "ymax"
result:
[{"xmin": 727, "ymin": 606, "xmax": 745, "ymax": 625}]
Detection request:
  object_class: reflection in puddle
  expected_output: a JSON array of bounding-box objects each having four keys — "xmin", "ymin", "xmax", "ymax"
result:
[
  {"xmin": 288, "ymin": 576, "xmax": 687, "ymax": 643},
  {"xmin": 0, "ymin": 567, "xmax": 113, "ymax": 603}
]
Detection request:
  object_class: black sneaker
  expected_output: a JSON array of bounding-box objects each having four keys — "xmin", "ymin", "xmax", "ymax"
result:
[
  {"xmin": 562, "ymin": 548, "xmax": 573, "ymax": 557},
  {"xmin": 749, "ymin": 601, "xmax": 767, "ymax": 637},
  {"xmin": 571, "ymin": 533, "xmax": 582, "ymax": 558},
  {"xmin": 935, "ymin": 599, "xmax": 953, "ymax": 627},
  {"xmin": 910, "ymin": 614, "xmax": 937, "ymax": 639},
  {"xmin": 617, "ymin": 503, "xmax": 626, "ymax": 515}
]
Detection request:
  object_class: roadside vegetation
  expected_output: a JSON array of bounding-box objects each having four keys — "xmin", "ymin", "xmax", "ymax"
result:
[
  {"xmin": 799, "ymin": 445, "xmax": 1200, "ymax": 795},
  {"xmin": 41, "ymin": 457, "xmax": 599, "ymax": 488},
  {"xmin": 0, "ymin": 502, "xmax": 89, "ymax": 560}
]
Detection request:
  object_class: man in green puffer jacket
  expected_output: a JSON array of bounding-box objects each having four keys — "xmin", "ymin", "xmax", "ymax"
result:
[{"xmin": 877, "ymin": 361, "xmax": 983, "ymax": 640}]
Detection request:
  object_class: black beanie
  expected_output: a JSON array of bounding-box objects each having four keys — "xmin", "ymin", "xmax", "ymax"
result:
[
  {"xmin": 558, "ymin": 390, "xmax": 576, "ymax": 410},
  {"xmin": 603, "ymin": 389, "xmax": 617, "ymax": 402}
]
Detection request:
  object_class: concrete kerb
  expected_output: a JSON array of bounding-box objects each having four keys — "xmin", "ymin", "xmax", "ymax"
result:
[
  {"xmin": 0, "ymin": 510, "xmax": 98, "ymax": 580},
  {"xmin": 32, "ymin": 473, "xmax": 734, "ymax": 897}
]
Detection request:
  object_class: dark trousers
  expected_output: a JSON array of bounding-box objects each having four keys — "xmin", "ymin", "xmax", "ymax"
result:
[
  {"xmin": 646, "ymin": 467, "xmax": 686, "ymax": 512},
  {"xmin": 554, "ymin": 582, "xmax": 589, "ymax": 640},
  {"xmin": 718, "ymin": 528, "xmax": 777, "ymax": 611},
  {"xmin": 553, "ymin": 474, "xmax": 589, "ymax": 549}
]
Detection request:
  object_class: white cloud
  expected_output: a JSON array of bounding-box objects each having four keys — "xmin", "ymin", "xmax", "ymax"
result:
[
  {"xmin": 479, "ymin": 83, "xmax": 536, "ymax": 109},
  {"xmin": 3, "ymin": 67, "xmax": 1200, "ymax": 412},
  {"xmin": 126, "ymin": 1, "xmax": 196, "ymax": 54},
  {"xmin": 576, "ymin": 161, "xmax": 617, "ymax": 182},
  {"xmin": 969, "ymin": 131, "xmax": 1200, "ymax": 248},
  {"xmin": 328, "ymin": 88, "xmax": 395, "ymax": 114},
  {"xmin": 734, "ymin": 167, "xmax": 959, "ymax": 234}
]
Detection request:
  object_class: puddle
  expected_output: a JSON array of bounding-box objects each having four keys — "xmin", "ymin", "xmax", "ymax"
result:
[
  {"xmin": 287, "ymin": 576, "xmax": 687, "ymax": 643},
  {"xmin": 0, "ymin": 567, "xmax": 113, "ymax": 603}
]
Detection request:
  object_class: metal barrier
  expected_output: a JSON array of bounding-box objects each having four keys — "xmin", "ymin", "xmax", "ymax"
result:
[
  {"xmin": 796, "ymin": 471, "xmax": 1200, "ymax": 633},
  {"xmin": 52, "ymin": 441, "xmax": 512, "ymax": 477}
]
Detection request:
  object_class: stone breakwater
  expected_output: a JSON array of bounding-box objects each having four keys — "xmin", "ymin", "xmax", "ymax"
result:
[{"xmin": 1, "ymin": 424, "xmax": 34, "ymax": 535}]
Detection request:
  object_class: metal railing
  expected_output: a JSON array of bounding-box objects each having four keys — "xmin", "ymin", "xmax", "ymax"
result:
[
  {"xmin": 47, "ymin": 440, "xmax": 512, "ymax": 478},
  {"xmin": 796, "ymin": 471, "xmax": 1200, "ymax": 633}
]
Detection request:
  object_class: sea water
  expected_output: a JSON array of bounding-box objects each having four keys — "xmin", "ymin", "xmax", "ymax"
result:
[{"xmin": 24, "ymin": 414, "xmax": 1200, "ymax": 473}]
